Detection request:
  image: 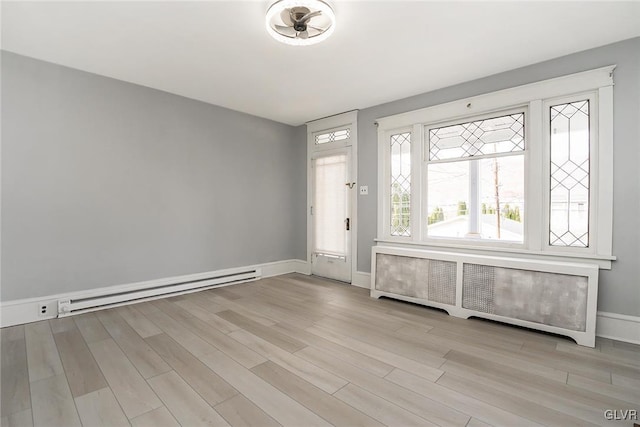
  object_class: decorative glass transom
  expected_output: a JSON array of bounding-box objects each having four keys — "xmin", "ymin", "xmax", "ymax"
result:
[
  {"xmin": 428, "ymin": 113, "xmax": 525, "ymax": 161},
  {"xmin": 549, "ymin": 100, "xmax": 590, "ymax": 247},
  {"xmin": 315, "ymin": 128, "xmax": 350, "ymax": 145},
  {"xmin": 390, "ymin": 132, "xmax": 411, "ymax": 236}
]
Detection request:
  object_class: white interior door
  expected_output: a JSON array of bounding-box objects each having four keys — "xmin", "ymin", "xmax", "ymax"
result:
[{"xmin": 311, "ymin": 148, "xmax": 352, "ymax": 282}]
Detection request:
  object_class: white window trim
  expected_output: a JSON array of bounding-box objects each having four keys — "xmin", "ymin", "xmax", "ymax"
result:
[{"xmin": 376, "ymin": 66, "xmax": 616, "ymax": 269}]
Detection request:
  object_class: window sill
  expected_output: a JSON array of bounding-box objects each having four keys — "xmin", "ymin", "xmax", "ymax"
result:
[{"xmin": 374, "ymin": 238, "xmax": 615, "ymax": 269}]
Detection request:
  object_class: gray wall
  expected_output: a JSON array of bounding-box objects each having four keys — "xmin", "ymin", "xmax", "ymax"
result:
[
  {"xmin": 3, "ymin": 37, "xmax": 639, "ymax": 318},
  {"xmin": 356, "ymin": 37, "xmax": 640, "ymax": 317},
  {"xmin": 291, "ymin": 125, "xmax": 308, "ymax": 260},
  {"xmin": 1, "ymin": 51, "xmax": 306, "ymax": 301}
]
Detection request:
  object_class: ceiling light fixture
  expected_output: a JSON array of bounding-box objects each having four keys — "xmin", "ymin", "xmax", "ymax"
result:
[{"xmin": 265, "ymin": 0, "xmax": 335, "ymax": 46}]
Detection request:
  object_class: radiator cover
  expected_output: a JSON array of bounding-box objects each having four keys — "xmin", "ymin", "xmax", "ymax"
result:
[
  {"xmin": 371, "ymin": 246, "xmax": 598, "ymax": 347},
  {"xmin": 375, "ymin": 254, "xmax": 456, "ymax": 305},
  {"xmin": 462, "ymin": 264, "xmax": 588, "ymax": 332}
]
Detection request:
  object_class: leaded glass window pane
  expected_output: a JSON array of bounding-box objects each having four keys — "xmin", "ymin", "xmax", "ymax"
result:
[
  {"xmin": 549, "ymin": 100, "xmax": 590, "ymax": 247},
  {"xmin": 390, "ymin": 132, "xmax": 411, "ymax": 236},
  {"xmin": 429, "ymin": 113, "xmax": 525, "ymax": 161},
  {"xmin": 315, "ymin": 128, "xmax": 350, "ymax": 145}
]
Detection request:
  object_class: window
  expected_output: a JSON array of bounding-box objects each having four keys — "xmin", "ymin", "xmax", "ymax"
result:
[
  {"xmin": 377, "ymin": 66, "xmax": 614, "ymax": 264},
  {"xmin": 427, "ymin": 155, "xmax": 525, "ymax": 241},
  {"xmin": 315, "ymin": 128, "xmax": 350, "ymax": 145},
  {"xmin": 428, "ymin": 112, "xmax": 525, "ymax": 160},
  {"xmin": 313, "ymin": 154, "xmax": 348, "ymax": 256},
  {"xmin": 549, "ymin": 100, "xmax": 590, "ymax": 247},
  {"xmin": 426, "ymin": 112, "xmax": 525, "ymax": 243},
  {"xmin": 390, "ymin": 132, "xmax": 411, "ymax": 236}
]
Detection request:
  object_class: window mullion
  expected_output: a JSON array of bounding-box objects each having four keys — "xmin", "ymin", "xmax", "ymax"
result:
[
  {"xmin": 528, "ymin": 99, "xmax": 544, "ymax": 251},
  {"xmin": 412, "ymin": 123, "xmax": 422, "ymax": 241},
  {"xmin": 468, "ymin": 160, "xmax": 480, "ymax": 237}
]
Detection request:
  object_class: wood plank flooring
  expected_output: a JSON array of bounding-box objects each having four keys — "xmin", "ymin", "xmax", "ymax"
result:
[{"xmin": 2, "ymin": 273, "xmax": 639, "ymax": 427}]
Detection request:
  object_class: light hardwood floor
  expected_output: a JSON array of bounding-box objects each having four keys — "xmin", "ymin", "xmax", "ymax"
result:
[{"xmin": 1, "ymin": 273, "xmax": 639, "ymax": 427}]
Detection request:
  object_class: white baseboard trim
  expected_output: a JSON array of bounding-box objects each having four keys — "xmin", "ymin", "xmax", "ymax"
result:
[
  {"xmin": 5, "ymin": 262, "xmax": 637, "ymax": 346},
  {"xmin": 352, "ymin": 271, "xmax": 371, "ymax": 289},
  {"xmin": 1, "ymin": 259, "xmax": 308, "ymax": 328},
  {"xmin": 596, "ymin": 311, "xmax": 640, "ymax": 345},
  {"xmin": 261, "ymin": 259, "xmax": 308, "ymax": 277},
  {"xmin": 291, "ymin": 259, "xmax": 311, "ymax": 275}
]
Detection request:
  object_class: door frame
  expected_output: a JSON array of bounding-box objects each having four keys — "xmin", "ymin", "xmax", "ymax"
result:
[{"xmin": 306, "ymin": 111, "xmax": 358, "ymax": 284}]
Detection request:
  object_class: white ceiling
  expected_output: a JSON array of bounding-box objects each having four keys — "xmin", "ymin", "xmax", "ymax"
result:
[{"xmin": 2, "ymin": 1, "xmax": 639, "ymax": 126}]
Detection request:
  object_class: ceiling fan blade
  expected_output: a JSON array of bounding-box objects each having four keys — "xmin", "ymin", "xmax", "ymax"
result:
[
  {"xmin": 297, "ymin": 10, "xmax": 322, "ymax": 24},
  {"xmin": 275, "ymin": 24, "xmax": 297, "ymax": 37},
  {"xmin": 280, "ymin": 9, "xmax": 294, "ymax": 26},
  {"xmin": 306, "ymin": 26, "xmax": 322, "ymax": 37},
  {"xmin": 298, "ymin": 30, "xmax": 309, "ymax": 39}
]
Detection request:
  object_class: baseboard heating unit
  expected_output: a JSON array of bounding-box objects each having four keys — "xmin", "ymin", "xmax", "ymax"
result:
[
  {"xmin": 58, "ymin": 267, "xmax": 261, "ymax": 317},
  {"xmin": 371, "ymin": 246, "xmax": 599, "ymax": 347}
]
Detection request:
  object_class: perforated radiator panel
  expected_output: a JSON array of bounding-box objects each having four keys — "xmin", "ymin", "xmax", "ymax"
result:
[
  {"xmin": 375, "ymin": 254, "xmax": 456, "ymax": 305},
  {"xmin": 462, "ymin": 264, "xmax": 495, "ymax": 313},
  {"xmin": 462, "ymin": 263, "xmax": 588, "ymax": 331},
  {"xmin": 427, "ymin": 260, "xmax": 457, "ymax": 305}
]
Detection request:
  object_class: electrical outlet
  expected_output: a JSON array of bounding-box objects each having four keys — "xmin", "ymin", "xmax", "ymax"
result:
[
  {"xmin": 37, "ymin": 303, "xmax": 49, "ymax": 317},
  {"xmin": 359, "ymin": 185, "xmax": 369, "ymax": 195}
]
